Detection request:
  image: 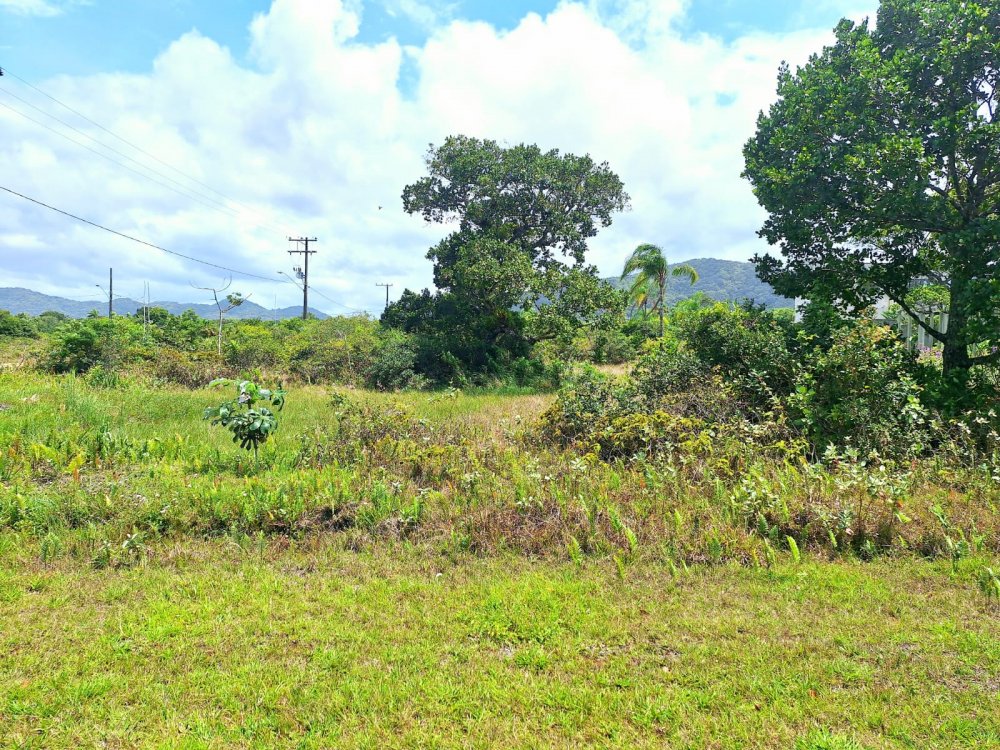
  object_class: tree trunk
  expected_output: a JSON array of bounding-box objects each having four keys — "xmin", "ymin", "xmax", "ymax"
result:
[
  {"xmin": 658, "ymin": 276, "xmax": 665, "ymax": 339},
  {"xmin": 941, "ymin": 273, "xmax": 975, "ymax": 406}
]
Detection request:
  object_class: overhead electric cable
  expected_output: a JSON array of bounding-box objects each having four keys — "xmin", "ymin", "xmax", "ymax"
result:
[
  {"xmin": 0, "ymin": 87, "xmax": 249, "ymax": 218},
  {"xmin": 0, "ymin": 184, "xmax": 291, "ymax": 284},
  {"xmin": 0, "ymin": 99, "xmax": 263, "ymax": 223},
  {"xmin": 0, "ymin": 65, "xmax": 296, "ymax": 235},
  {"xmin": 309, "ymin": 285, "xmax": 370, "ymax": 314},
  {"xmin": 279, "ymin": 269, "xmax": 369, "ymax": 314}
]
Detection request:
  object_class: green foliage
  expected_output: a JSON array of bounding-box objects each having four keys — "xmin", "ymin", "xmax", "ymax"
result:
[
  {"xmin": 743, "ymin": 0, "xmax": 1000, "ymax": 387},
  {"xmin": 287, "ymin": 316, "xmax": 379, "ymax": 384},
  {"xmin": 203, "ymin": 379, "xmax": 287, "ymax": 458},
  {"xmin": 223, "ymin": 322, "xmax": 287, "ymax": 372},
  {"xmin": 0, "ymin": 309, "xmax": 37, "ymax": 338},
  {"xmin": 675, "ymin": 301, "xmax": 798, "ymax": 415},
  {"xmin": 43, "ymin": 316, "xmax": 150, "ymax": 373},
  {"xmin": 788, "ymin": 322, "xmax": 928, "ymax": 459},
  {"xmin": 389, "ymin": 135, "xmax": 629, "ymax": 380},
  {"xmin": 630, "ymin": 343, "xmax": 706, "ymax": 408},
  {"xmin": 621, "ymin": 243, "xmax": 698, "ymax": 338},
  {"xmin": 363, "ymin": 329, "xmax": 420, "ymax": 391}
]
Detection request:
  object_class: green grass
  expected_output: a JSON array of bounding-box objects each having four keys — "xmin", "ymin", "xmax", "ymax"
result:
[
  {"xmin": 1, "ymin": 544, "xmax": 997, "ymax": 749},
  {"xmin": 1, "ymin": 370, "xmax": 999, "ymax": 747}
]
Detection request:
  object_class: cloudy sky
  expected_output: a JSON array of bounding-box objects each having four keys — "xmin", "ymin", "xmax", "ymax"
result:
[{"xmin": 0, "ymin": 0, "xmax": 874, "ymax": 315}]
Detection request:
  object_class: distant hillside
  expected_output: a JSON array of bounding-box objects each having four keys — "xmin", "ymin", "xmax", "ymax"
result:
[
  {"xmin": 0, "ymin": 288, "xmax": 329, "ymax": 320},
  {"xmin": 607, "ymin": 257, "xmax": 793, "ymax": 309}
]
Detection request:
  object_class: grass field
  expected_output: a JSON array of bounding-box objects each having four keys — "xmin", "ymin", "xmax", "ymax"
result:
[
  {"xmin": 1, "ymin": 371, "xmax": 998, "ymax": 748},
  {"xmin": 2, "ymin": 545, "xmax": 998, "ymax": 749}
]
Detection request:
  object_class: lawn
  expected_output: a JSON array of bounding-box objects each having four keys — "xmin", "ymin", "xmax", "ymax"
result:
[{"xmin": 1, "ymin": 544, "xmax": 997, "ymax": 749}]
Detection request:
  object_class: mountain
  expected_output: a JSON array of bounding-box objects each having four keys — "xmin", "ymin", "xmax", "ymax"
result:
[
  {"xmin": 607, "ymin": 257, "xmax": 793, "ymax": 309},
  {"xmin": 0, "ymin": 288, "xmax": 330, "ymax": 320},
  {"xmin": 2, "ymin": 258, "xmax": 789, "ymax": 321}
]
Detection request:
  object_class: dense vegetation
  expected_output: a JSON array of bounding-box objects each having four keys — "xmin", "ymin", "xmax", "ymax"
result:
[
  {"xmin": 0, "ymin": 295, "xmax": 996, "ymax": 564},
  {"xmin": 1, "ymin": 2, "xmax": 997, "ymax": 745},
  {"xmin": 744, "ymin": 0, "xmax": 1000, "ymax": 391}
]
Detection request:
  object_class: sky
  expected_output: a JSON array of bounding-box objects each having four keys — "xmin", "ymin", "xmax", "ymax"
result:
[{"xmin": 0, "ymin": 0, "xmax": 875, "ymax": 315}]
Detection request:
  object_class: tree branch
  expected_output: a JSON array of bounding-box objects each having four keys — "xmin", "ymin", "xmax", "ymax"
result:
[
  {"xmin": 884, "ymin": 289, "xmax": 948, "ymax": 343},
  {"xmin": 971, "ymin": 348, "xmax": 1000, "ymax": 365}
]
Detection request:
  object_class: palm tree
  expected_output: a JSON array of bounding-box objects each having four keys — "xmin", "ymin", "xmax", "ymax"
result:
[{"xmin": 620, "ymin": 244, "xmax": 699, "ymax": 338}]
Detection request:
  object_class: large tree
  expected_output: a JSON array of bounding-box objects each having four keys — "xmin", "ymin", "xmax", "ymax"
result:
[
  {"xmin": 743, "ymin": 0, "xmax": 999, "ymax": 386},
  {"xmin": 389, "ymin": 135, "xmax": 629, "ymax": 372}
]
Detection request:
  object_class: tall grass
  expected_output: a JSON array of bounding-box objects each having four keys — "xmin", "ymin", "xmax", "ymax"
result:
[{"xmin": 1, "ymin": 372, "xmax": 997, "ymax": 568}]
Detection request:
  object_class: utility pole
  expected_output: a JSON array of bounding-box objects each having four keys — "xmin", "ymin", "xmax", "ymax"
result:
[
  {"xmin": 287, "ymin": 237, "xmax": 317, "ymax": 320},
  {"xmin": 376, "ymin": 282, "xmax": 393, "ymax": 310},
  {"xmin": 96, "ymin": 269, "xmax": 114, "ymax": 318}
]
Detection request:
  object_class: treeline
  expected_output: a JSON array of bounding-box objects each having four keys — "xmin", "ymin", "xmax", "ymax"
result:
[{"xmin": 3, "ymin": 303, "xmax": 646, "ymax": 390}]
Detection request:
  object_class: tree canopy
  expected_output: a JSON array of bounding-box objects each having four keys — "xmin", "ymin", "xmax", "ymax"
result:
[
  {"xmin": 743, "ymin": 0, "xmax": 999, "ymax": 386},
  {"xmin": 388, "ymin": 135, "xmax": 629, "ymax": 375}
]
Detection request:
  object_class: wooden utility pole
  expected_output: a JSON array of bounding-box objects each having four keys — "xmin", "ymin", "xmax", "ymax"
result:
[
  {"xmin": 376, "ymin": 282, "xmax": 393, "ymax": 310},
  {"xmin": 96, "ymin": 269, "xmax": 113, "ymax": 318},
  {"xmin": 287, "ymin": 237, "xmax": 317, "ymax": 320}
]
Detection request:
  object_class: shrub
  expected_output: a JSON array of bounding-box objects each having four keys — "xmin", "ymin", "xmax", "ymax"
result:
[
  {"xmin": 223, "ymin": 322, "xmax": 286, "ymax": 372},
  {"xmin": 630, "ymin": 343, "xmax": 706, "ymax": 409},
  {"xmin": 787, "ymin": 322, "xmax": 928, "ymax": 459},
  {"xmin": 43, "ymin": 317, "xmax": 150, "ymax": 373},
  {"xmin": 540, "ymin": 368, "xmax": 629, "ymax": 446},
  {"xmin": 675, "ymin": 301, "xmax": 798, "ymax": 414},
  {"xmin": 149, "ymin": 349, "xmax": 231, "ymax": 388},
  {"xmin": 0, "ymin": 310, "xmax": 37, "ymax": 338},
  {"xmin": 287, "ymin": 317, "xmax": 380, "ymax": 384},
  {"xmin": 591, "ymin": 328, "xmax": 638, "ymax": 364},
  {"xmin": 203, "ymin": 379, "xmax": 287, "ymax": 459},
  {"xmin": 364, "ymin": 330, "xmax": 419, "ymax": 390}
]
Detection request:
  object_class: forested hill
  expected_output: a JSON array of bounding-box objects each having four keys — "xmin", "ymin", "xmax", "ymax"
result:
[
  {"xmin": 2, "ymin": 257, "xmax": 789, "ymax": 319},
  {"xmin": 0, "ymin": 287, "xmax": 329, "ymax": 320},
  {"xmin": 607, "ymin": 257, "xmax": 793, "ymax": 308}
]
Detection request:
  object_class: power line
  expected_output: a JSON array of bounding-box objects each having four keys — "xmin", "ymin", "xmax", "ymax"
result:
[
  {"xmin": 0, "ymin": 86, "xmax": 248, "ymax": 220},
  {"xmin": 2, "ymin": 182, "xmax": 369, "ymax": 314},
  {"xmin": 279, "ymin": 270, "xmax": 369, "ymax": 315},
  {"xmin": 309, "ymin": 285, "xmax": 370, "ymax": 315},
  {"xmin": 0, "ymin": 99, "xmax": 261, "ymax": 224},
  {"xmin": 0, "ymin": 183, "xmax": 290, "ymax": 284},
  {"xmin": 0, "ymin": 65, "xmax": 295, "ymax": 236}
]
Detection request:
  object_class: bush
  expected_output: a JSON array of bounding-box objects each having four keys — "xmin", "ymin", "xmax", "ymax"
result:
[
  {"xmin": 287, "ymin": 317, "xmax": 380, "ymax": 384},
  {"xmin": 630, "ymin": 343, "xmax": 706, "ymax": 409},
  {"xmin": 223, "ymin": 322, "xmax": 286, "ymax": 372},
  {"xmin": 364, "ymin": 330, "xmax": 419, "ymax": 390},
  {"xmin": 591, "ymin": 328, "xmax": 638, "ymax": 364},
  {"xmin": 540, "ymin": 367, "xmax": 625, "ymax": 446},
  {"xmin": 675, "ymin": 301, "xmax": 798, "ymax": 414},
  {"xmin": 0, "ymin": 310, "xmax": 37, "ymax": 338},
  {"xmin": 788, "ymin": 322, "xmax": 928, "ymax": 459},
  {"xmin": 149, "ymin": 349, "xmax": 231, "ymax": 388},
  {"xmin": 43, "ymin": 317, "xmax": 150, "ymax": 374}
]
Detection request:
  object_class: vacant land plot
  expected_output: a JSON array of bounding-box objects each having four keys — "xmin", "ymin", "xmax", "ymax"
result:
[
  {"xmin": 1, "ymin": 546, "xmax": 998, "ymax": 750},
  {"xmin": 0, "ymin": 373, "xmax": 998, "ymax": 748}
]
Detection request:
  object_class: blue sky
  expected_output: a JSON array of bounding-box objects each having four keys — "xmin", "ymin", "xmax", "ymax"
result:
[
  {"xmin": 0, "ymin": 0, "xmax": 873, "ymax": 312},
  {"xmin": 1, "ymin": 0, "xmax": 870, "ymax": 80}
]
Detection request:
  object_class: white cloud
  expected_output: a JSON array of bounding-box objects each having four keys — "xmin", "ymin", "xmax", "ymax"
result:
[
  {"xmin": 382, "ymin": 0, "xmax": 454, "ymax": 31},
  {"xmin": 0, "ymin": 0, "xmax": 61, "ymax": 16},
  {"xmin": 0, "ymin": 0, "xmax": 85, "ymax": 17},
  {"xmin": 0, "ymin": 0, "xmax": 872, "ymax": 313}
]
